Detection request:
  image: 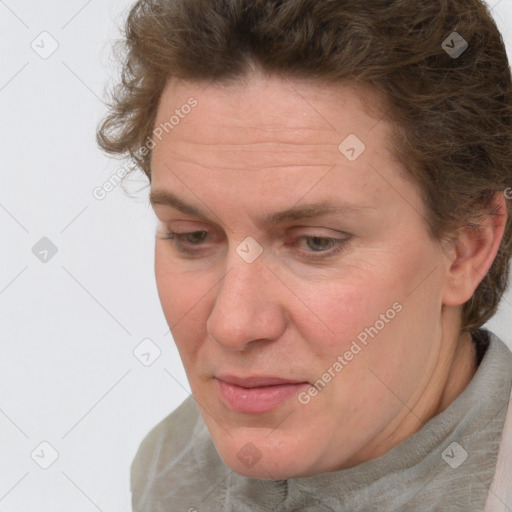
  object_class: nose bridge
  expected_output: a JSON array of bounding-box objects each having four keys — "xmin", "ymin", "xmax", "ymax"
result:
[{"xmin": 206, "ymin": 253, "xmax": 284, "ymax": 350}]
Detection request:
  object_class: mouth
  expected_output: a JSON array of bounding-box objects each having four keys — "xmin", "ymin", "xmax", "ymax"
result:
[{"xmin": 215, "ymin": 374, "xmax": 309, "ymax": 414}]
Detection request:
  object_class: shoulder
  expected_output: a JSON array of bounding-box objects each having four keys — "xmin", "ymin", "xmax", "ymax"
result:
[
  {"xmin": 130, "ymin": 395, "xmax": 200, "ymax": 499},
  {"xmin": 484, "ymin": 331, "xmax": 512, "ymax": 511}
]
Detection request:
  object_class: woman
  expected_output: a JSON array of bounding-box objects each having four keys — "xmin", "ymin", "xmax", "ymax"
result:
[{"xmin": 98, "ymin": 0, "xmax": 512, "ymax": 510}]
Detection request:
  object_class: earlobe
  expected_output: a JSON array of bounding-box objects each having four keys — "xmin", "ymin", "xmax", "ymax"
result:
[{"xmin": 442, "ymin": 192, "xmax": 508, "ymax": 307}]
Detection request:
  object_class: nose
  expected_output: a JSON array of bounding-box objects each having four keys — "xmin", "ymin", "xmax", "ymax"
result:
[{"xmin": 206, "ymin": 257, "xmax": 287, "ymax": 352}]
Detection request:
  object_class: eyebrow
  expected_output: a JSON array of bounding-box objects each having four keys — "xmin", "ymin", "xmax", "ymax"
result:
[{"xmin": 149, "ymin": 189, "xmax": 375, "ymax": 226}]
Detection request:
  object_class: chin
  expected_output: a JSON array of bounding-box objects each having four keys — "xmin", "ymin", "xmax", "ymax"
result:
[
  {"xmin": 221, "ymin": 451, "xmax": 302, "ymax": 480},
  {"xmin": 211, "ymin": 429, "xmax": 320, "ymax": 480}
]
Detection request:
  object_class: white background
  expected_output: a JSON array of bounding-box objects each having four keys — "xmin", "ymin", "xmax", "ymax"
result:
[{"xmin": 0, "ymin": 0, "xmax": 511, "ymax": 510}]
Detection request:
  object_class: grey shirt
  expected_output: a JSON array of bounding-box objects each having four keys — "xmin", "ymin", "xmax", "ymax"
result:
[{"xmin": 131, "ymin": 331, "xmax": 512, "ymax": 511}]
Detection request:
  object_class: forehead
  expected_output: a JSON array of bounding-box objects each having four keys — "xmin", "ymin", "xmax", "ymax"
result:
[
  {"xmin": 153, "ymin": 74, "xmax": 386, "ymax": 148},
  {"xmin": 149, "ymin": 74, "xmax": 422, "ymax": 222}
]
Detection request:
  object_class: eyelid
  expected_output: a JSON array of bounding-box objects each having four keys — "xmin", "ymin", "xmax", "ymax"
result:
[
  {"xmin": 157, "ymin": 218, "xmax": 213, "ymax": 231},
  {"xmin": 158, "ymin": 230, "xmax": 215, "ymax": 256},
  {"xmin": 285, "ymin": 225, "xmax": 351, "ymax": 236}
]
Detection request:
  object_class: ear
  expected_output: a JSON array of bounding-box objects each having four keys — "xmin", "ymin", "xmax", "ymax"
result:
[{"xmin": 442, "ymin": 192, "xmax": 508, "ymax": 307}]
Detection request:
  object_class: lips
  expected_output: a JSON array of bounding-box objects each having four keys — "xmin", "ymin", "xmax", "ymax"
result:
[
  {"xmin": 216, "ymin": 374, "xmax": 307, "ymax": 388},
  {"xmin": 215, "ymin": 374, "xmax": 309, "ymax": 414}
]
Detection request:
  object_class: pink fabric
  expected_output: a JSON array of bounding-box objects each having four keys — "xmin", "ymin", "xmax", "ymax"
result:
[{"xmin": 485, "ymin": 386, "xmax": 512, "ymax": 511}]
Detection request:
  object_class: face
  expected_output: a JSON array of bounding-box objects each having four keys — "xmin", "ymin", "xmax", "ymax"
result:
[{"xmin": 150, "ymin": 73, "xmax": 456, "ymax": 479}]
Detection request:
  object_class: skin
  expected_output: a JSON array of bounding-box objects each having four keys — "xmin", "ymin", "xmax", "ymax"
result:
[{"xmin": 149, "ymin": 71, "xmax": 506, "ymax": 479}]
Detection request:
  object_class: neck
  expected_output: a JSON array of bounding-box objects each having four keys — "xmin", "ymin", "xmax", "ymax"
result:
[
  {"xmin": 347, "ymin": 309, "xmax": 478, "ymax": 466},
  {"xmin": 436, "ymin": 330, "xmax": 478, "ymax": 414}
]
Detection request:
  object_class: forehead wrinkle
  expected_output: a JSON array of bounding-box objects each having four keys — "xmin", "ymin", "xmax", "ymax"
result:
[
  {"xmin": 265, "ymin": 202, "xmax": 377, "ymax": 227},
  {"xmin": 166, "ymin": 139, "xmax": 340, "ymax": 151},
  {"xmin": 157, "ymin": 141, "xmax": 343, "ymax": 173}
]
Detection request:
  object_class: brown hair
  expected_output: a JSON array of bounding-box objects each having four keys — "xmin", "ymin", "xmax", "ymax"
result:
[{"xmin": 97, "ymin": 0, "xmax": 512, "ymax": 333}]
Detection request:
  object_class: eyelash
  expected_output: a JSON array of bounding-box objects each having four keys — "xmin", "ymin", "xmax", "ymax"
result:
[{"xmin": 160, "ymin": 230, "xmax": 349, "ymax": 261}]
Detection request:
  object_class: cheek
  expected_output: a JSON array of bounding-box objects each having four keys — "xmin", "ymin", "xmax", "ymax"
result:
[
  {"xmin": 154, "ymin": 245, "xmax": 211, "ymax": 340},
  {"xmin": 155, "ymin": 264, "xmax": 208, "ymax": 374},
  {"xmin": 292, "ymin": 242, "xmax": 438, "ymax": 367},
  {"xmin": 291, "ymin": 271, "xmax": 402, "ymax": 358}
]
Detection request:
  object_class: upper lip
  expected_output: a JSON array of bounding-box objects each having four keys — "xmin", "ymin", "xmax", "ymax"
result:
[{"xmin": 215, "ymin": 374, "xmax": 308, "ymax": 388}]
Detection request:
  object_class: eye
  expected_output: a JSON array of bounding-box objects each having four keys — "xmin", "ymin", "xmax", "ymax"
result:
[
  {"xmin": 159, "ymin": 228, "xmax": 350, "ymax": 261},
  {"xmin": 161, "ymin": 230, "xmax": 212, "ymax": 255},
  {"xmin": 179, "ymin": 231, "xmax": 208, "ymax": 244},
  {"xmin": 304, "ymin": 236, "xmax": 339, "ymax": 251},
  {"xmin": 290, "ymin": 234, "xmax": 351, "ymax": 261}
]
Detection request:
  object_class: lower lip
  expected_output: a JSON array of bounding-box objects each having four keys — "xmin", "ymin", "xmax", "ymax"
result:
[{"xmin": 216, "ymin": 379, "xmax": 309, "ymax": 414}]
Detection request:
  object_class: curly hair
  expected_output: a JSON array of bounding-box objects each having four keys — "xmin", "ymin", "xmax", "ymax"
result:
[{"xmin": 97, "ymin": 0, "xmax": 512, "ymax": 333}]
